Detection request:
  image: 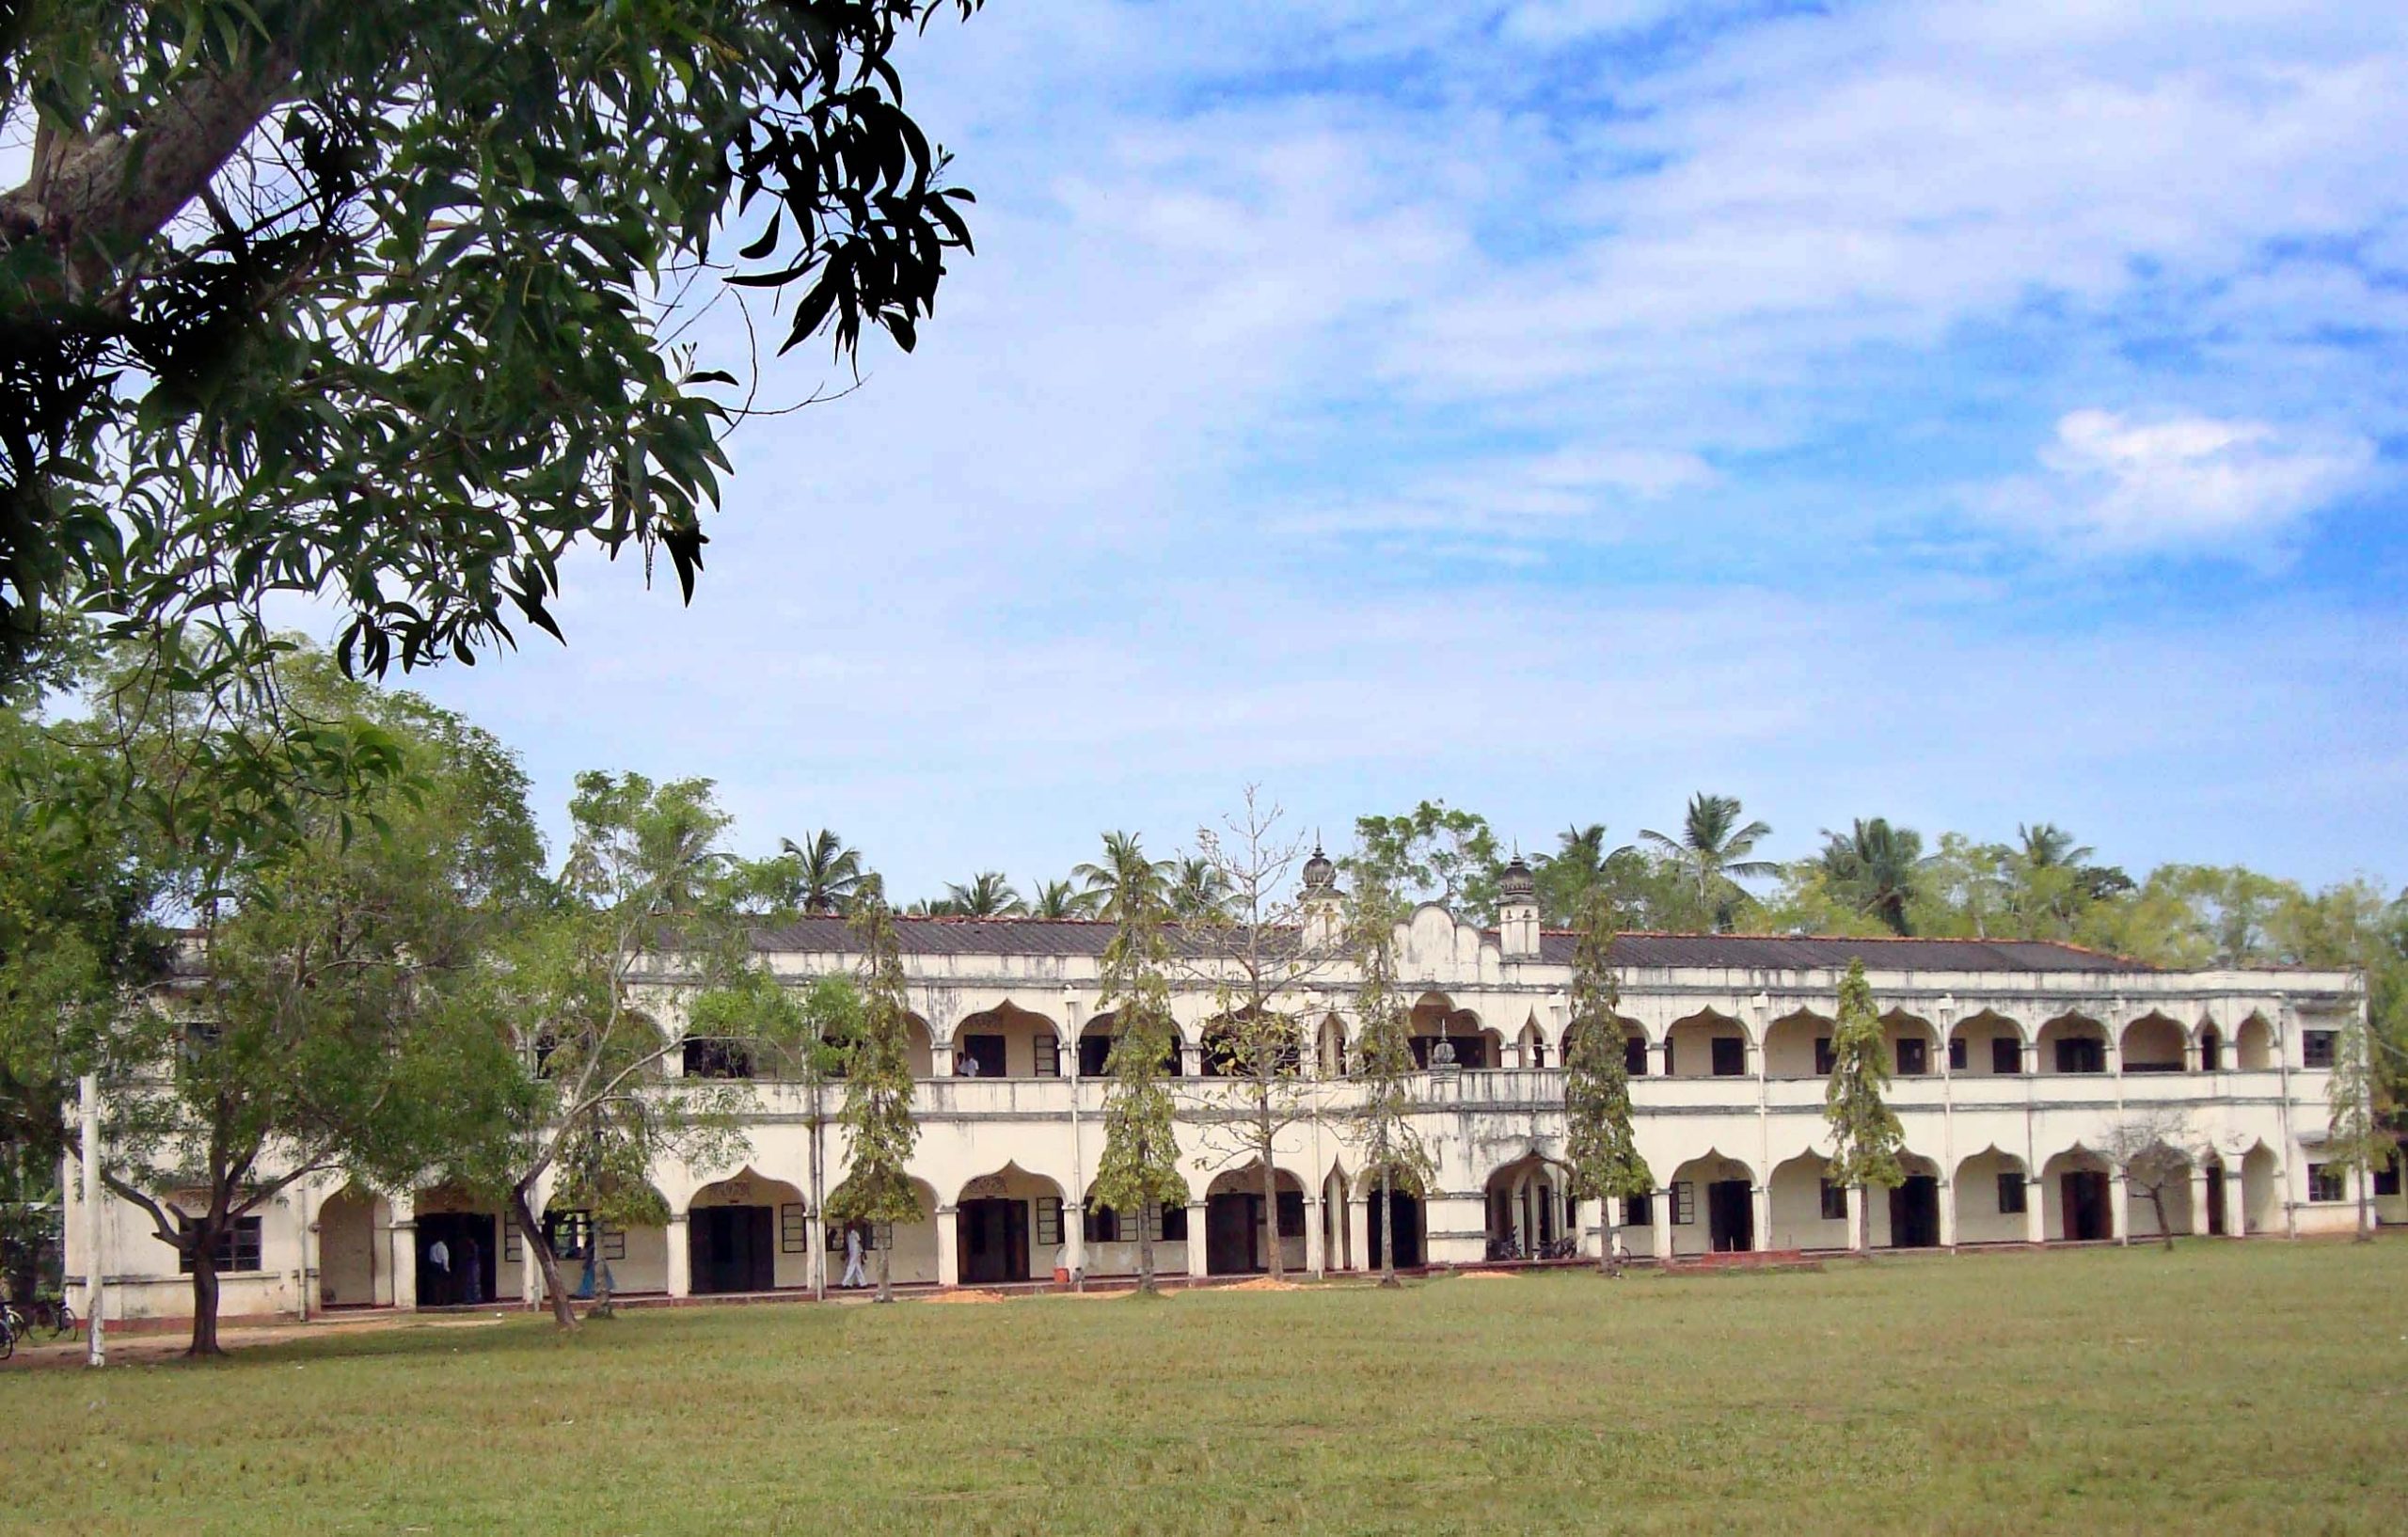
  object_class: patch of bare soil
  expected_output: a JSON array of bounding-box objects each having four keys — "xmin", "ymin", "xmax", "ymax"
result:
[
  {"xmin": 1456, "ymin": 1270, "xmax": 1519, "ymax": 1280},
  {"xmin": 920, "ymin": 1289, "xmax": 1007, "ymax": 1305},
  {"xmin": 1222, "ymin": 1277, "xmax": 1301, "ymax": 1291}
]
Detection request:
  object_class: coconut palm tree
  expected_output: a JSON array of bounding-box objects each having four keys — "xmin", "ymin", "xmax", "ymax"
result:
[
  {"xmin": 1537, "ymin": 823, "xmax": 1610, "ymax": 926},
  {"xmin": 1635, "ymin": 794, "xmax": 1777, "ymax": 931},
  {"xmin": 1167, "ymin": 855, "xmax": 1233, "ymax": 921},
  {"xmin": 1818, "ymin": 817, "xmax": 1926, "ymax": 936},
  {"xmin": 943, "ymin": 871, "xmax": 1023, "ymax": 918},
  {"xmin": 1074, "ymin": 832, "xmax": 1172, "ymax": 927},
  {"xmin": 2017, "ymin": 823, "xmax": 2093, "ymax": 870},
  {"xmin": 778, "ymin": 830, "xmax": 864, "ymax": 913},
  {"xmin": 1027, "ymin": 879, "xmax": 1101, "ymax": 920}
]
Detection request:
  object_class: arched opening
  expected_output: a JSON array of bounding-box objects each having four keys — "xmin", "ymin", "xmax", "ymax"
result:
[
  {"xmin": 2200, "ymin": 1153, "xmax": 2229, "ymax": 1235},
  {"xmin": 1667, "ymin": 1151, "xmax": 1756, "ymax": 1255},
  {"xmin": 1953, "ymin": 1149, "xmax": 2030, "ymax": 1244},
  {"xmin": 1667, "ymin": 1010, "xmax": 1750, "ymax": 1080},
  {"xmin": 1766, "ymin": 1151, "xmax": 1847, "ymax": 1250},
  {"xmin": 2119, "ymin": 1013, "xmax": 2186, "ymax": 1074},
  {"xmin": 1079, "ymin": 1174, "xmax": 1194, "ymax": 1278},
  {"xmin": 2241, "ymin": 1143, "xmax": 2282, "ymax": 1234},
  {"xmin": 2195, "ymin": 1019, "xmax": 2225, "ymax": 1072},
  {"xmin": 1562, "ymin": 1015, "xmax": 1647, "ymax": 1076},
  {"xmin": 1871, "ymin": 1152, "xmax": 1943, "ymax": 1248},
  {"xmin": 904, "ymin": 1014, "xmax": 935, "ymax": 1079},
  {"xmin": 1200, "ymin": 1011, "xmax": 1303, "ymax": 1079},
  {"xmin": 1315, "ymin": 1012, "xmax": 1348, "ymax": 1078},
  {"xmin": 1076, "ymin": 1010, "xmax": 1181, "ymax": 1079},
  {"xmin": 1949, "ymin": 1011, "xmax": 2026, "ymax": 1077},
  {"xmin": 954, "ymin": 1164, "xmax": 1066, "ymax": 1284},
  {"xmin": 1364, "ymin": 1180, "xmax": 1425, "ymax": 1271},
  {"xmin": 536, "ymin": 1182, "xmax": 672, "ymax": 1301},
  {"xmin": 2234, "ymin": 1015, "xmax": 2276, "ymax": 1071},
  {"xmin": 1409, "ymin": 992, "xmax": 1499, "ymax": 1070},
  {"xmin": 1515, "ymin": 1013, "xmax": 1548, "ymax": 1070},
  {"xmin": 411, "ymin": 1183, "xmax": 502, "ymax": 1308},
  {"xmin": 952, "ymin": 1001, "xmax": 1063, "ymax": 1080},
  {"xmin": 1322, "ymin": 1163, "xmax": 1353, "ymax": 1270},
  {"xmin": 1204, "ymin": 1165, "xmax": 1307, "ymax": 1276},
  {"xmin": 826, "ymin": 1176, "xmax": 941, "ymax": 1288},
  {"xmin": 1762, "ymin": 1009, "xmax": 1832, "ymax": 1080},
  {"xmin": 687, "ymin": 1169, "xmax": 809, "ymax": 1293},
  {"xmin": 1882, "ymin": 1011, "xmax": 1941, "ymax": 1079},
  {"xmin": 2036, "ymin": 1013, "xmax": 2108, "ymax": 1075},
  {"xmin": 1484, "ymin": 1154, "xmax": 1574, "ymax": 1260},
  {"xmin": 317, "ymin": 1186, "xmax": 390, "ymax": 1309},
  {"xmin": 2041, "ymin": 1148, "xmax": 2113, "ymax": 1242}
]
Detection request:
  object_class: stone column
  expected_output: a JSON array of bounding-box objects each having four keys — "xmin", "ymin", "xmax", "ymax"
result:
[
  {"xmin": 1303, "ymin": 1196, "xmax": 1324, "ymax": 1277},
  {"xmin": 2109, "ymin": 1173, "xmax": 2131, "ymax": 1244},
  {"xmin": 665, "ymin": 1213, "xmax": 691, "ymax": 1298},
  {"xmin": 1180, "ymin": 1041, "xmax": 1204, "ymax": 1077},
  {"xmin": 2225, "ymin": 1166, "xmax": 2249, "ymax": 1237},
  {"xmin": 931, "ymin": 1037, "xmax": 954, "ymax": 1076},
  {"xmin": 2024, "ymin": 1177, "xmax": 2048, "ymax": 1244},
  {"xmin": 1065, "ymin": 1201, "xmax": 1086, "ymax": 1281},
  {"xmin": 1347, "ymin": 1196, "xmax": 1370, "ymax": 1273},
  {"xmin": 2189, "ymin": 1167, "xmax": 2213, "ymax": 1241},
  {"xmin": 1647, "ymin": 1042, "xmax": 1669, "ymax": 1079},
  {"xmin": 391, "ymin": 1196, "xmax": 418, "ymax": 1310},
  {"xmin": 1651, "ymin": 1190, "xmax": 1673, "ymax": 1261},
  {"xmin": 1751, "ymin": 1183, "xmax": 1774, "ymax": 1252},
  {"xmin": 1937, "ymin": 1180, "xmax": 1957, "ymax": 1249},
  {"xmin": 1186, "ymin": 1201, "xmax": 1210, "ymax": 1276},
  {"xmin": 935, "ymin": 1205, "xmax": 960, "ymax": 1287}
]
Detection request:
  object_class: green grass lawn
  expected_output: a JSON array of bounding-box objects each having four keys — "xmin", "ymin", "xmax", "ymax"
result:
[{"xmin": 4, "ymin": 1242, "xmax": 2404, "ymax": 1535}]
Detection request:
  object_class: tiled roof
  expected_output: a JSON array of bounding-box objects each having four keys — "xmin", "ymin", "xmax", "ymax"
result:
[{"xmin": 751, "ymin": 916, "xmax": 2155, "ymax": 973}]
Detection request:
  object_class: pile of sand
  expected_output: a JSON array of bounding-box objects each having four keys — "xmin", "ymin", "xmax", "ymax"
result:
[
  {"xmin": 1222, "ymin": 1277, "xmax": 1301, "ymax": 1292},
  {"xmin": 921, "ymin": 1289, "xmax": 1007, "ymax": 1305},
  {"xmin": 1456, "ymin": 1270, "xmax": 1519, "ymax": 1281}
]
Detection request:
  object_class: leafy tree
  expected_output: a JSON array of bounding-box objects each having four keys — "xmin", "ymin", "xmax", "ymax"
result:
[
  {"xmin": 1343, "ymin": 872, "xmax": 1433, "ymax": 1287},
  {"xmin": 2099, "ymin": 1109, "xmax": 2196, "ymax": 1252},
  {"xmin": 1085, "ymin": 834, "xmax": 1185, "ymax": 1293},
  {"xmin": 0, "ymin": 0, "xmax": 981, "ymax": 685},
  {"xmin": 826, "ymin": 878, "xmax": 921, "ymax": 1301},
  {"xmin": 2325, "ymin": 1005, "xmax": 2387, "ymax": 1242},
  {"xmin": 943, "ymin": 871, "xmax": 1022, "ymax": 917},
  {"xmin": 779, "ymin": 832, "xmax": 867, "ymax": 915},
  {"xmin": 1075, "ymin": 832, "xmax": 1170, "ymax": 919},
  {"xmin": 1636, "ymin": 793, "xmax": 1776, "ymax": 932},
  {"xmin": 97, "ymin": 649, "xmax": 542, "ymax": 1354},
  {"xmin": 1817, "ymin": 817, "xmax": 1926, "ymax": 936},
  {"xmin": 1822, "ymin": 959, "xmax": 1904, "ymax": 1252},
  {"xmin": 1560, "ymin": 892, "xmax": 1651, "ymax": 1273},
  {"xmin": 1167, "ymin": 855, "xmax": 1233, "ymax": 922},
  {"xmin": 1027, "ymin": 879, "xmax": 1101, "ymax": 920},
  {"xmin": 1346, "ymin": 800, "xmax": 1504, "ymax": 925}
]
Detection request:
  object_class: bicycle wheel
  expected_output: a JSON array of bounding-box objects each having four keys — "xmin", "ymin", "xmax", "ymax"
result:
[
  {"xmin": 1, "ymin": 1323, "xmax": 14, "ymax": 1362},
  {"xmin": 53, "ymin": 1303, "xmax": 76, "ymax": 1339}
]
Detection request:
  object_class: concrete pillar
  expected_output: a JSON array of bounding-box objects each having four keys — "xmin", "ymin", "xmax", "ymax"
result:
[
  {"xmin": 806, "ymin": 1207, "xmax": 827, "ymax": 1295},
  {"xmin": 2109, "ymin": 1173, "xmax": 2131, "ymax": 1244},
  {"xmin": 1180, "ymin": 1042, "xmax": 1203, "ymax": 1077},
  {"xmin": 1751, "ymin": 1184, "xmax": 1773, "ymax": 1251},
  {"xmin": 1651, "ymin": 1191, "xmax": 1673, "ymax": 1261},
  {"xmin": 392, "ymin": 1212, "xmax": 419, "ymax": 1311},
  {"xmin": 1845, "ymin": 1185, "xmax": 1867, "ymax": 1253},
  {"xmin": 2225, "ymin": 1167, "xmax": 2249, "ymax": 1237},
  {"xmin": 1303, "ymin": 1196, "xmax": 1324, "ymax": 1277},
  {"xmin": 2024, "ymin": 1178, "xmax": 2048, "ymax": 1244},
  {"xmin": 2022, "ymin": 1042, "xmax": 2040, "ymax": 1076},
  {"xmin": 1065, "ymin": 1201, "xmax": 1086, "ymax": 1281},
  {"xmin": 1646, "ymin": 1042, "xmax": 1668, "ymax": 1079},
  {"xmin": 1186, "ymin": 1202, "xmax": 1209, "ymax": 1275},
  {"xmin": 2188, "ymin": 1167, "xmax": 2213, "ymax": 1240},
  {"xmin": 665, "ymin": 1214, "xmax": 690, "ymax": 1298},
  {"xmin": 1581, "ymin": 1196, "xmax": 1607, "ymax": 1260},
  {"xmin": 1937, "ymin": 1180, "xmax": 1957, "ymax": 1249},
  {"xmin": 1347, "ymin": 1196, "xmax": 1370, "ymax": 1272},
  {"xmin": 936, "ymin": 1205, "xmax": 960, "ymax": 1287},
  {"xmin": 931, "ymin": 1038, "xmax": 954, "ymax": 1076}
]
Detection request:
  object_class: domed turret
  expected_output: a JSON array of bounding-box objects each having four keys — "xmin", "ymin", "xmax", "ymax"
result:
[
  {"xmin": 1499, "ymin": 855, "xmax": 1536, "ymax": 899},
  {"xmin": 1302, "ymin": 843, "xmax": 1337, "ymax": 893},
  {"xmin": 1498, "ymin": 852, "xmax": 1541, "ymax": 959}
]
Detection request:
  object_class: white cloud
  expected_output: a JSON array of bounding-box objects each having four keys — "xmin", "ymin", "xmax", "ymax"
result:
[{"xmin": 1975, "ymin": 409, "xmax": 2376, "ymax": 557}]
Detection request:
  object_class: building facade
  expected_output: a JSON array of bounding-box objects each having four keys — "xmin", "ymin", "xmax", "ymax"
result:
[{"xmin": 63, "ymin": 871, "xmax": 2398, "ymax": 1323}]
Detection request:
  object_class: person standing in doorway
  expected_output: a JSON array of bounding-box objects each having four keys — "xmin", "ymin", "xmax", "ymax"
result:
[
  {"xmin": 429, "ymin": 1235, "xmax": 452, "ymax": 1305},
  {"xmin": 460, "ymin": 1235, "xmax": 483, "ymax": 1305},
  {"xmin": 840, "ymin": 1225, "xmax": 867, "ymax": 1289}
]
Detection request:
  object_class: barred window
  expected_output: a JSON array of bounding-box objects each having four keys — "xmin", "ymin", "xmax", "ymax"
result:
[
  {"xmin": 175, "ymin": 1214, "xmax": 262, "ymax": 1274},
  {"xmin": 2307, "ymin": 1164, "xmax": 2346, "ymax": 1203},
  {"xmin": 1670, "ymin": 1181, "xmax": 1696, "ymax": 1227},
  {"xmin": 779, "ymin": 1203, "xmax": 809, "ymax": 1254},
  {"xmin": 1996, "ymin": 1173, "xmax": 2027, "ymax": 1214},
  {"xmin": 1035, "ymin": 1196, "xmax": 1064, "ymax": 1247},
  {"xmin": 1818, "ymin": 1180, "xmax": 1847, "ymax": 1221}
]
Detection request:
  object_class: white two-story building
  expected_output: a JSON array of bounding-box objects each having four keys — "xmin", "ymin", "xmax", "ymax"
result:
[{"xmin": 64, "ymin": 857, "xmax": 2395, "ymax": 1323}]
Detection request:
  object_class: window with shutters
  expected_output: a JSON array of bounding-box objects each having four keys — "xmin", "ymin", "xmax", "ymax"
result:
[
  {"xmin": 1814, "ymin": 1037, "xmax": 1834, "ymax": 1075},
  {"xmin": 1035, "ymin": 1196, "xmax": 1064, "ymax": 1246},
  {"xmin": 502, "ymin": 1223, "xmax": 522, "ymax": 1261},
  {"xmin": 601, "ymin": 1223, "xmax": 627, "ymax": 1261},
  {"xmin": 1275, "ymin": 1191, "xmax": 1306, "ymax": 1238},
  {"xmin": 1084, "ymin": 1205, "xmax": 1122, "ymax": 1244},
  {"xmin": 1996, "ymin": 1172, "xmax": 2026, "ymax": 1214},
  {"xmin": 1670, "ymin": 1181, "xmax": 1696, "ymax": 1227},
  {"xmin": 1948, "ymin": 1038, "xmax": 1968, "ymax": 1071},
  {"xmin": 544, "ymin": 1210, "xmax": 594, "ymax": 1260},
  {"xmin": 1991, "ymin": 1037, "xmax": 2022, "ymax": 1075},
  {"xmin": 1624, "ymin": 1037, "xmax": 1647, "ymax": 1076},
  {"xmin": 1624, "ymin": 1192, "xmax": 1652, "ymax": 1227},
  {"xmin": 1035, "ymin": 1031, "xmax": 1061, "ymax": 1078},
  {"xmin": 2375, "ymin": 1157, "xmax": 2401, "ymax": 1197},
  {"xmin": 176, "ymin": 1214, "xmax": 263, "ymax": 1274},
  {"xmin": 1818, "ymin": 1180, "xmax": 1846, "ymax": 1221},
  {"xmin": 780, "ymin": 1203, "xmax": 809, "ymax": 1254},
  {"xmin": 1159, "ymin": 1205, "xmax": 1188, "ymax": 1242}
]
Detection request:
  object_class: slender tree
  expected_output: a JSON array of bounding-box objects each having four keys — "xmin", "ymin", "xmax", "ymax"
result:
[
  {"xmin": 827, "ymin": 879, "xmax": 923, "ymax": 1301},
  {"xmin": 2099, "ymin": 1109, "xmax": 2195, "ymax": 1251},
  {"xmin": 1637, "ymin": 793, "xmax": 1776, "ymax": 932},
  {"xmin": 2326, "ymin": 1000, "xmax": 2387, "ymax": 1242},
  {"xmin": 943, "ymin": 871, "xmax": 1023, "ymax": 917},
  {"xmin": 1344, "ymin": 873, "xmax": 1433, "ymax": 1286},
  {"xmin": 1085, "ymin": 833, "xmax": 1187, "ymax": 1293},
  {"xmin": 1823, "ymin": 959, "xmax": 1905, "ymax": 1252},
  {"xmin": 778, "ymin": 832, "xmax": 866, "ymax": 914},
  {"xmin": 1346, "ymin": 800, "xmax": 1505, "ymax": 925},
  {"xmin": 1028, "ymin": 879, "xmax": 1101, "ymax": 920},
  {"xmin": 1561, "ymin": 892, "xmax": 1652, "ymax": 1273},
  {"xmin": 1075, "ymin": 832, "xmax": 1170, "ymax": 916},
  {"xmin": 1818, "ymin": 817, "xmax": 1927, "ymax": 936}
]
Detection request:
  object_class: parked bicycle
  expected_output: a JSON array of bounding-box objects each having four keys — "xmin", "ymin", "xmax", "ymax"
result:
[
  {"xmin": 1539, "ymin": 1235, "xmax": 1578, "ymax": 1261},
  {"xmin": 1483, "ymin": 1235, "xmax": 1526, "ymax": 1262},
  {"xmin": 0, "ymin": 1308, "xmax": 15, "ymax": 1361},
  {"xmin": 24, "ymin": 1298, "xmax": 75, "ymax": 1338}
]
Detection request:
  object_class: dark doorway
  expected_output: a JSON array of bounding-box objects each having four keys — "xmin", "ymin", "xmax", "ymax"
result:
[
  {"xmin": 1366, "ymin": 1189, "xmax": 1424, "ymax": 1269},
  {"xmin": 1205, "ymin": 1193, "xmax": 1260, "ymax": 1275},
  {"xmin": 2205, "ymin": 1168, "xmax": 2228, "ymax": 1236},
  {"xmin": 958, "ymin": 1197, "xmax": 1031, "ymax": 1284},
  {"xmin": 2060, "ymin": 1170, "xmax": 2111, "ymax": 1241},
  {"xmin": 690, "ymin": 1205, "xmax": 775, "ymax": 1293},
  {"xmin": 414, "ymin": 1212, "xmax": 498, "ymax": 1307},
  {"xmin": 1888, "ymin": 1176, "xmax": 1941, "ymax": 1248},
  {"xmin": 1706, "ymin": 1180, "xmax": 1753, "ymax": 1252},
  {"xmin": 957, "ymin": 1033, "xmax": 1006, "ymax": 1078}
]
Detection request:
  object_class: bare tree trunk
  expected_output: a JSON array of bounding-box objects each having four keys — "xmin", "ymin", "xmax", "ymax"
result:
[
  {"xmin": 1594, "ymin": 1196, "xmax": 1611, "ymax": 1276},
  {"xmin": 876, "ymin": 1243, "xmax": 892, "ymax": 1304},
  {"xmin": 1259, "ymin": 1095, "xmax": 1285, "ymax": 1282},
  {"xmin": 1137, "ymin": 1205, "xmax": 1157, "ymax": 1294},
  {"xmin": 510, "ymin": 1185, "xmax": 578, "ymax": 1330},
  {"xmin": 2149, "ymin": 1186, "xmax": 2174, "ymax": 1251},
  {"xmin": 186, "ymin": 1245, "xmax": 223, "ymax": 1356},
  {"xmin": 1853, "ymin": 1187, "xmax": 1868, "ymax": 1256},
  {"xmin": 1378, "ymin": 1169, "xmax": 1397, "ymax": 1288}
]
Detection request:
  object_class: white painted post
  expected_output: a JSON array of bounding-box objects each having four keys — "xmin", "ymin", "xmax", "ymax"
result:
[
  {"xmin": 1303, "ymin": 1196, "xmax": 1324, "ymax": 1277},
  {"xmin": 79, "ymin": 1074, "xmax": 104, "ymax": 1367},
  {"xmin": 665, "ymin": 1214, "xmax": 691, "ymax": 1298},
  {"xmin": 2109, "ymin": 1172, "xmax": 2131, "ymax": 1244},
  {"xmin": 2225, "ymin": 1166, "xmax": 2249, "ymax": 1237},
  {"xmin": 935, "ymin": 1206, "xmax": 959, "ymax": 1288},
  {"xmin": 1937, "ymin": 1180, "xmax": 1957, "ymax": 1250},
  {"xmin": 2024, "ymin": 1177, "xmax": 2048, "ymax": 1245}
]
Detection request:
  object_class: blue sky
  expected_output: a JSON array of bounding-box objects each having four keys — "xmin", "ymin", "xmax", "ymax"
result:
[{"xmin": 389, "ymin": 0, "xmax": 2406, "ymax": 898}]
